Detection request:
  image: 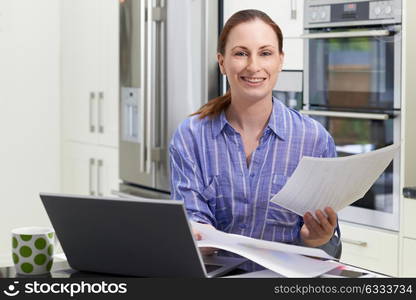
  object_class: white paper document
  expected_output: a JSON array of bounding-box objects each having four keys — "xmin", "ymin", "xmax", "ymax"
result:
[
  {"xmin": 192, "ymin": 222, "xmax": 340, "ymax": 278},
  {"xmin": 271, "ymin": 144, "xmax": 399, "ymax": 217}
]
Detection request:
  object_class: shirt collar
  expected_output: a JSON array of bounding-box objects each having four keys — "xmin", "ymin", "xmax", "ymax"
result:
[
  {"xmin": 211, "ymin": 110, "xmax": 230, "ymax": 139},
  {"xmin": 211, "ymin": 96, "xmax": 287, "ymax": 141},
  {"xmin": 268, "ymin": 97, "xmax": 287, "ymax": 141}
]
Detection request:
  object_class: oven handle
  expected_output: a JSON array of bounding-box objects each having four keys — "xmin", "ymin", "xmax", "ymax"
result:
[
  {"xmin": 301, "ymin": 29, "xmax": 391, "ymax": 39},
  {"xmin": 300, "ymin": 110, "xmax": 390, "ymax": 120}
]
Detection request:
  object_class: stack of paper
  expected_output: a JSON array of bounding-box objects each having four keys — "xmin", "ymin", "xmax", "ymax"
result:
[
  {"xmin": 193, "ymin": 222, "xmax": 340, "ymax": 278},
  {"xmin": 271, "ymin": 144, "xmax": 399, "ymax": 216}
]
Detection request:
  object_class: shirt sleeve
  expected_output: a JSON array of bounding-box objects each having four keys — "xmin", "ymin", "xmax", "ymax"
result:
[
  {"xmin": 321, "ymin": 133, "xmax": 337, "ymax": 159},
  {"xmin": 169, "ymin": 144, "xmax": 216, "ymax": 226}
]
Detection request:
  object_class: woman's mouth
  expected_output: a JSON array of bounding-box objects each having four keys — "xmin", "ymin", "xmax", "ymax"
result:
[{"xmin": 240, "ymin": 76, "xmax": 266, "ymax": 86}]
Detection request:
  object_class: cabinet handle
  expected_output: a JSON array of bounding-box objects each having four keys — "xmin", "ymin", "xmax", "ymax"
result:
[
  {"xmin": 98, "ymin": 91, "xmax": 104, "ymax": 133},
  {"xmin": 89, "ymin": 158, "xmax": 95, "ymax": 195},
  {"xmin": 89, "ymin": 92, "xmax": 95, "ymax": 133},
  {"xmin": 97, "ymin": 159, "xmax": 103, "ymax": 196},
  {"xmin": 341, "ymin": 238, "xmax": 368, "ymax": 247},
  {"xmin": 291, "ymin": 0, "xmax": 297, "ymax": 20}
]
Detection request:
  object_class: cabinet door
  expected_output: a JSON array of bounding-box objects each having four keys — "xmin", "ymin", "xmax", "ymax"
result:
[
  {"xmin": 62, "ymin": 142, "xmax": 97, "ymax": 196},
  {"xmin": 62, "ymin": 142, "xmax": 119, "ymax": 196},
  {"xmin": 97, "ymin": 0, "xmax": 119, "ymax": 147},
  {"xmin": 95, "ymin": 146, "xmax": 119, "ymax": 196},
  {"xmin": 223, "ymin": 0, "xmax": 304, "ymax": 70},
  {"xmin": 223, "ymin": 0, "xmax": 303, "ymax": 36},
  {"xmin": 61, "ymin": 0, "xmax": 100, "ymax": 145},
  {"xmin": 339, "ymin": 222, "xmax": 398, "ymax": 276}
]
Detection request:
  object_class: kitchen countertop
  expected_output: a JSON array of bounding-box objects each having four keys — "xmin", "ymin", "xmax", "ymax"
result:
[
  {"xmin": 0, "ymin": 260, "xmax": 386, "ymax": 278},
  {"xmin": 403, "ymin": 187, "xmax": 416, "ymax": 199}
]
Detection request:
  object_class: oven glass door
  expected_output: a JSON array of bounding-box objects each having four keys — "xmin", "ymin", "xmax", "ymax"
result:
[
  {"xmin": 310, "ymin": 115, "xmax": 395, "ymax": 214},
  {"xmin": 308, "ymin": 27, "xmax": 397, "ymax": 110}
]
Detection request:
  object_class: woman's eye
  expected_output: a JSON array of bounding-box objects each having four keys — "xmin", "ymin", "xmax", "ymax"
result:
[
  {"xmin": 261, "ymin": 51, "xmax": 272, "ymax": 56},
  {"xmin": 234, "ymin": 51, "xmax": 247, "ymax": 57}
]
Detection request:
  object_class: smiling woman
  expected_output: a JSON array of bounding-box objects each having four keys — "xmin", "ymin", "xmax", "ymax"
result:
[
  {"xmin": 169, "ymin": 9, "xmax": 342, "ymax": 272},
  {"xmin": 193, "ymin": 9, "xmax": 283, "ymax": 119}
]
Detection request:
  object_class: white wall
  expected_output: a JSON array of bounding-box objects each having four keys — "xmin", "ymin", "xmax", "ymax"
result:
[{"xmin": 0, "ymin": 0, "xmax": 61, "ymax": 265}]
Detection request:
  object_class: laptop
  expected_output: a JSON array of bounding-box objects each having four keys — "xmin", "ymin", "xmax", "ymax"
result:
[{"xmin": 40, "ymin": 193, "xmax": 246, "ymax": 277}]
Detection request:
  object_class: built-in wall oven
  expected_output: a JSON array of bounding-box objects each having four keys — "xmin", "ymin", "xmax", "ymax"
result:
[{"xmin": 302, "ymin": 0, "xmax": 402, "ymax": 231}]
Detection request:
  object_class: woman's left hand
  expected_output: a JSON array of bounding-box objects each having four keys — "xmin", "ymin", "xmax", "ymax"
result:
[{"xmin": 300, "ymin": 207, "xmax": 337, "ymax": 248}]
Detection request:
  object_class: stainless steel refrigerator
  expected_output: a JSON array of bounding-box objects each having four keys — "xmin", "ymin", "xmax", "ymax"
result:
[{"xmin": 118, "ymin": 0, "xmax": 220, "ymax": 199}]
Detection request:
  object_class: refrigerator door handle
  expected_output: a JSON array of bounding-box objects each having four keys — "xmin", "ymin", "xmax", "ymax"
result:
[
  {"xmin": 153, "ymin": 2, "xmax": 166, "ymax": 164},
  {"xmin": 144, "ymin": 0, "xmax": 153, "ymax": 174},
  {"xmin": 139, "ymin": 0, "xmax": 146, "ymax": 173},
  {"xmin": 159, "ymin": 3, "xmax": 166, "ymax": 164}
]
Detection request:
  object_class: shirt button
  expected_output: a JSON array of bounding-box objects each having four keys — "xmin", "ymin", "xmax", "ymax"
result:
[{"xmin": 250, "ymin": 173, "xmax": 255, "ymax": 177}]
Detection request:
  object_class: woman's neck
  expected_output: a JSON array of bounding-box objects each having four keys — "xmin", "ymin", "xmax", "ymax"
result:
[{"xmin": 225, "ymin": 95, "xmax": 273, "ymax": 134}]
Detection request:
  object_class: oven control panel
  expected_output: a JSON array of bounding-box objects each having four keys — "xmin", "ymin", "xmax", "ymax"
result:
[
  {"xmin": 369, "ymin": 1, "xmax": 395, "ymax": 20},
  {"xmin": 308, "ymin": 5, "xmax": 331, "ymax": 23},
  {"xmin": 305, "ymin": 0, "xmax": 402, "ymax": 28}
]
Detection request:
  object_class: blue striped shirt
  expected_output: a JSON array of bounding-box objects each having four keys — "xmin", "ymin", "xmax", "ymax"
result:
[{"xmin": 169, "ymin": 98, "xmax": 341, "ymax": 263}]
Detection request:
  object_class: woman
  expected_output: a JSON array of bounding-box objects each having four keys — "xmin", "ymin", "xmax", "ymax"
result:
[{"xmin": 169, "ymin": 9, "xmax": 341, "ymax": 267}]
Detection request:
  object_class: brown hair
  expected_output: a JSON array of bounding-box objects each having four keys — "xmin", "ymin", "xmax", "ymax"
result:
[{"xmin": 192, "ymin": 9, "xmax": 284, "ymax": 119}]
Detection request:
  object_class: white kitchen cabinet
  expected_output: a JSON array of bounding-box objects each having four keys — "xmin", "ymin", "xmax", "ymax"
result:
[
  {"xmin": 223, "ymin": 0, "xmax": 304, "ymax": 70},
  {"xmin": 61, "ymin": 0, "xmax": 119, "ymax": 195},
  {"xmin": 62, "ymin": 142, "xmax": 119, "ymax": 197},
  {"xmin": 61, "ymin": 0, "xmax": 119, "ymax": 148},
  {"xmin": 339, "ymin": 222, "xmax": 399, "ymax": 276}
]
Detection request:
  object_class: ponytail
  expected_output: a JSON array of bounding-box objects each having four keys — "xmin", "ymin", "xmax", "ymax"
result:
[{"xmin": 191, "ymin": 90, "xmax": 231, "ymax": 119}]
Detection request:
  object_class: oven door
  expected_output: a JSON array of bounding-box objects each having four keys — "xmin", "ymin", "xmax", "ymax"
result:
[
  {"xmin": 305, "ymin": 111, "xmax": 400, "ymax": 231},
  {"xmin": 303, "ymin": 26, "xmax": 401, "ymax": 111}
]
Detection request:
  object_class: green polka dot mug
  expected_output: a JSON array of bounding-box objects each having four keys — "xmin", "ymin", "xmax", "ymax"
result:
[{"xmin": 11, "ymin": 227, "xmax": 55, "ymax": 275}]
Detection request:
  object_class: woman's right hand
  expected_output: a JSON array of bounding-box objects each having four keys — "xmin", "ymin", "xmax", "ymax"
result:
[{"xmin": 192, "ymin": 224, "xmax": 218, "ymax": 256}]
